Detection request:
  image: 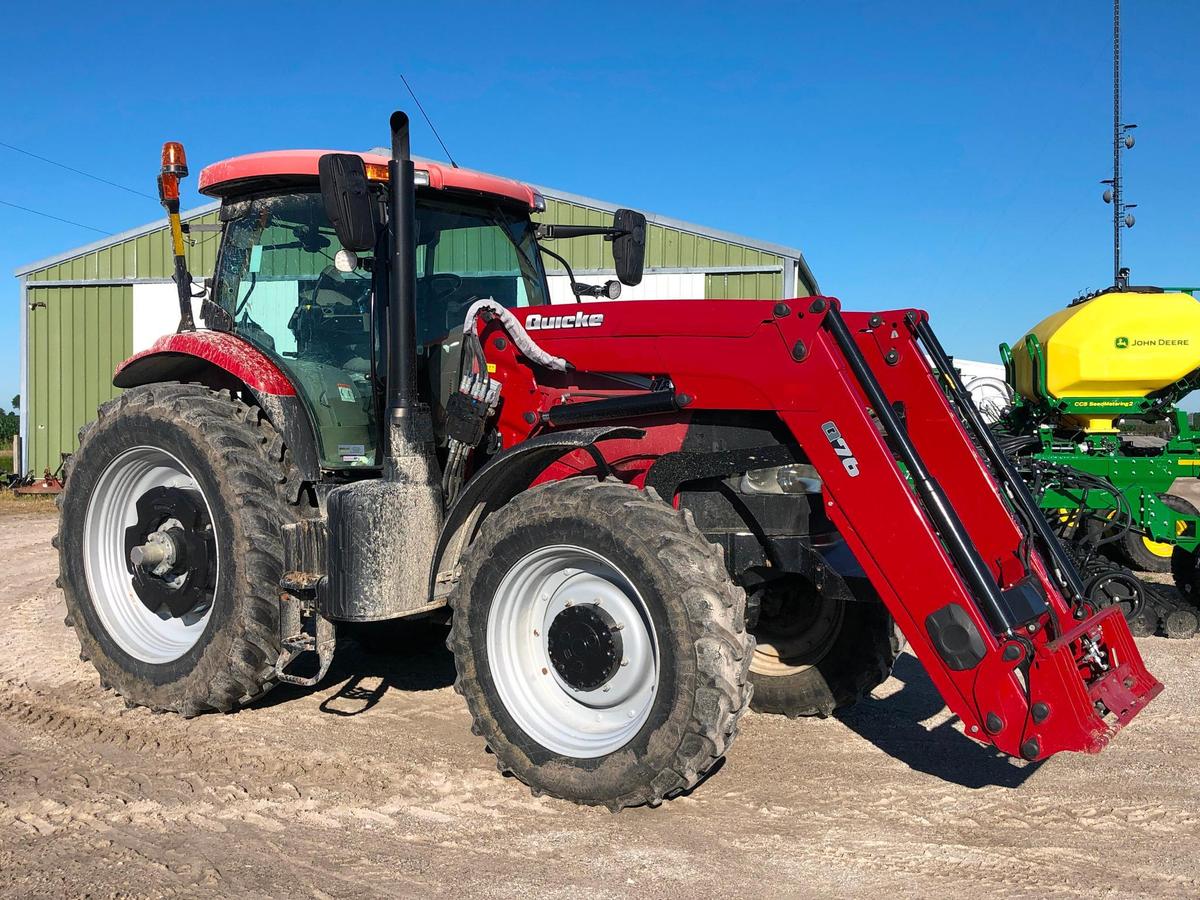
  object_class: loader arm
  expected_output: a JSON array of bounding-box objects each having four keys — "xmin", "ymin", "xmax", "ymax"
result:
[
  {"xmin": 479, "ymin": 296, "xmax": 1160, "ymax": 762},
  {"xmin": 781, "ymin": 303, "xmax": 1161, "ymax": 759}
]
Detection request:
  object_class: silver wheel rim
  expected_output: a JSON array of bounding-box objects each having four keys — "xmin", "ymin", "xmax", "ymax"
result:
[
  {"xmin": 749, "ymin": 586, "xmax": 843, "ymax": 678},
  {"xmin": 486, "ymin": 545, "xmax": 659, "ymax": 758},
  {"xmin": 82, "ymin": 446, "xmax": 218, "ymax": 664}
]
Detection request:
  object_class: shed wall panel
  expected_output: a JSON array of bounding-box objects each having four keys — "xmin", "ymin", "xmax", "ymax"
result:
[
  {"xmin": 26, "ymin": 285, "xmax": 131, "ymax": 474},
  {"xmin": 26, "ymin": 209, "xmax": 221, "ymax": 283},
  {"xmin": 532, "ymin": 198, "xmax": 786, "ymax": 290},
  {"xmin": 704, "ymin": 271, "xmax": 785, "ymax": 301}
]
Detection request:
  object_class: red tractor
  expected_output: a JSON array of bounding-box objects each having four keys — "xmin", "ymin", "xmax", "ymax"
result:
[{"xmin": 57, "ymin": 112, "xmax": 1161, "ymax": 810}]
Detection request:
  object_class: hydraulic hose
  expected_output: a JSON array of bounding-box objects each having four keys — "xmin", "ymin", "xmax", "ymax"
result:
[{"xmin": 461, "ymin": 298, "xmax": 572, "ymax": 373}]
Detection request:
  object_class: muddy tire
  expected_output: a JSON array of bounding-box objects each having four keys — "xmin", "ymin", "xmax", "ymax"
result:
[
  {"xmin": 447, "ymin": 478, "xmax": 753, "ymax": 810},
  {"xmin": 56, "ymin": 383, "xmax": 299, "ymax": 715},
  {"xmin": 748, "ymin": 576, "xmax": 897, "ymax": 718}
]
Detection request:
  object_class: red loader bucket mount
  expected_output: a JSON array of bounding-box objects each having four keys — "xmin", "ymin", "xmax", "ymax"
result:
[{"xmin": 786, "ymin": 301, "xmax": 1161, "ymax": 760}]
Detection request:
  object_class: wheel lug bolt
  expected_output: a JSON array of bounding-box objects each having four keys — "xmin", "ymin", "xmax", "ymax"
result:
[
  {"xmin": 564, "ymin": 600, "xmax": 573, "ymax": 608},
  {"xmin": 602, "ymin": 685, "xmax": 611, "ymax": 693},
  {"xmin": 541, "ymin": 667, "xmax": 548, "ymax": 675},
  {"xmin": 620, "ymin": 659, "xmax": 628, "ymax": 667},
  {"xmin": 533, "ymin": 629, "xmax": 539, "ymax": 637}
]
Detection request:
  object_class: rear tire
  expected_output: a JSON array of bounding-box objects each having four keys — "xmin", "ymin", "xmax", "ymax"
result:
[
  {"xmin": 56, "ymin": 383, "xmax": 300, "ymax": 715},
  {"xmin": 447, "ymin": 478, "xmax": 752, "ymax": 810}
]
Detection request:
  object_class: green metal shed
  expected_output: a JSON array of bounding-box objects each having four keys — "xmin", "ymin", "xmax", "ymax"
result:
[{"xmin": 14, "ymin": 172, "xmax": 816, "ymax": 477}]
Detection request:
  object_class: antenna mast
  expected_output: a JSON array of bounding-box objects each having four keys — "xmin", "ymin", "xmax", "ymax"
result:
[{"xmin": 1102, "ymin": 0, "xmax": 1137, "ymax": 288}]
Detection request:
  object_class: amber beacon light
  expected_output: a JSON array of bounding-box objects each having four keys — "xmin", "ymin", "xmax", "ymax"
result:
[{"xmin": 156, "ymin": 141, "xmax": 196, "ymax": 331}]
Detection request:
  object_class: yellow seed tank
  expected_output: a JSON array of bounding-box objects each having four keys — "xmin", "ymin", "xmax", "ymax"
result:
[{"xmin": 1011, "ymin": 290, "xmax": 1200, "ymax": 430}]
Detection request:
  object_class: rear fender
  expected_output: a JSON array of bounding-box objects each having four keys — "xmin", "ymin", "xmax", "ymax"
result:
[
  {"xmin": 113, "ymin": 331, "xmax": 320, "ymax": 484},
  {"xmin": 429, "ymin": 426, "xmax": 644, "ymax": 600}
]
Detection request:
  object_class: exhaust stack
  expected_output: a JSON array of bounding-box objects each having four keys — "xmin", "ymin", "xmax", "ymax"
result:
[
  {"xmin": 320, "ymin": 110, "xmax": 444, "ymax": 622},
  {"xmin": 386, "ymin": 111, "xmax": 420, "ymax": 430}
]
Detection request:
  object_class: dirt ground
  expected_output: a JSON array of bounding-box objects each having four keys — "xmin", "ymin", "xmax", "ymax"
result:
[{"xmin": 2, "ymin": 506, "xmax": 1198, "ymax": 899}]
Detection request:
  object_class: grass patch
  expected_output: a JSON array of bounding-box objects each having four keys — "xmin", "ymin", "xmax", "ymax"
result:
[
  {"xmin": 0, "ymin": 491, "xmax": 57, "ymax": 516},
  {"xmin": 0, "ymin": 451, "xmax": 60, "ymax": 515}
]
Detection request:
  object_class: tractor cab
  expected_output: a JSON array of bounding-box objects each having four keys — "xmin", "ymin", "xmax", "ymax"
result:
[{"xmin": 198, "ymin": 152, "xmax": 553, "ymax": 470}]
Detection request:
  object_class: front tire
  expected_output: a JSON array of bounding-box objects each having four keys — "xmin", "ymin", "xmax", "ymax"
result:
[
  {"xmin": 748, "ymin": 575, "xmax": 897, "ymax": 718},
  {"xmin": 448, "ymin": 478, "xmax": 752, "ymax": 810},
  {"xmin": 56, "ymin": 383, "xmax": 299, "ymax": 715}
]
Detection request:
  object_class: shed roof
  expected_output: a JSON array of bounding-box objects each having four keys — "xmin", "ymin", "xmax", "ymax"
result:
[{"xmin": 15, "ymin": 158, "xmax": 816, "ymax": 291}]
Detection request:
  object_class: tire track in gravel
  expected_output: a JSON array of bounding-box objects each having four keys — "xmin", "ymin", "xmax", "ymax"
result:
[
  {"xmin": 0, "ymin": 677, "xmax": 538, "ymax": 837},
  {"xmin": 4, "ymin": 667, "xmax": 1198, "ymax": 899},
  {"xmin": 5, "ymin": 508, "xmax": 1200, "ymax": 899}
]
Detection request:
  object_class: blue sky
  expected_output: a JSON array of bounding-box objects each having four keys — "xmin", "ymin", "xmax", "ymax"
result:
[{"xmin": 2, "ymin": 0, "xmax": 1197, "ymax": 411}]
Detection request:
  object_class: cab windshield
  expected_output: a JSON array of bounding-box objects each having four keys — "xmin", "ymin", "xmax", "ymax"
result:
[{"xmin": 212, "ymin": 189, "xmax": 547, "ymax": 470}]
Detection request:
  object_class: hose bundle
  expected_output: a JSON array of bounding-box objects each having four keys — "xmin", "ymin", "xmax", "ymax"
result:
[{"xmin": 441, "ymin": 299, "xmax": 575, "ymax": 505}]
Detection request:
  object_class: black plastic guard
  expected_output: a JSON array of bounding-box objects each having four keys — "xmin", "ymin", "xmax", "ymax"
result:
[
  {"xmin": 926, "ymin": 602, "xmax": 987, "ymax": 671},
  {"xmin": 999, "ymin": 575, "xmax": 1050, "ymax": 626}
]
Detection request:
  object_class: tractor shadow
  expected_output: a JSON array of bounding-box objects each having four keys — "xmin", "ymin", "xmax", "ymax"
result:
[
  {"xmin": 834, "ymin": 653, "xmax": 1041, "ymax": 789},
  {"xmin": 249, "ymin": 618, "xmax": 457, "ymax": 716}
]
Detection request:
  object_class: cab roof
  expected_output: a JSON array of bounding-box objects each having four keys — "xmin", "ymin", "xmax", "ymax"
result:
[{"xmin": 198, "ymin": 150, "xmax": 541, "ymax": 209}]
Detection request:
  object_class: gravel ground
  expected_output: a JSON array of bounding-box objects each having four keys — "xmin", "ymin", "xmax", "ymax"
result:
[{"xmin": 2, "ymin": 507, "xmax": 1198, "ymax": 899}]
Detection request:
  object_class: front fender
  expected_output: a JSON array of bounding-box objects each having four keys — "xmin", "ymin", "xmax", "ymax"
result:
[{"xmin": 428, "ymin": 426, "xmax": 645, "ymax": 599}]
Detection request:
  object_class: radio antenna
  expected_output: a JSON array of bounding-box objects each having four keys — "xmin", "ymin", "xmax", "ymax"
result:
[
  {"xmin": 1101, "ymin": 0, "xmax": 1137, "ymax": 288},
  {"xmin": 400, "ymin": 74, "xmax": 459, "ymax": 168}
]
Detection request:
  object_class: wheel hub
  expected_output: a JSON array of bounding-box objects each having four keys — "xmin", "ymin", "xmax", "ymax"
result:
[
  {"xmin": 123, "ymin": 485, "xmax": 216, "ymax": 619},
  {"xmin": 1085, "ymin": 569, "xmax": 1144, "ymax": 619},
  {"xmin": 547, "ymin": 604, "xmax": 623, "ymax": 691}
]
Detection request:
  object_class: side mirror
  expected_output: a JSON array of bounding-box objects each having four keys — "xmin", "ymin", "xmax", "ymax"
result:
[
  {"xmin": 610, "ymin": 209, "xmax": 646, "ymax": 286},
  {"xmin": 318, "ymin": 153, "xmax": 377, "ymax": 252}
]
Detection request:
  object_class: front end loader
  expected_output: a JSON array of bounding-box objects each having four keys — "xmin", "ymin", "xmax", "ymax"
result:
[{"xmin": 55, "ymin": 111, "xmax": 1161, "ymax": 810}]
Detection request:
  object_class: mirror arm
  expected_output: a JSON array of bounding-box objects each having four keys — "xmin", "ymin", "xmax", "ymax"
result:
[
  {"xmin": 536, "ymin": 223, "xmax": 626, "ymax": 241},
  {"xmin": 537, "ymin": 244, "xmax": 588, "ymax": 304}
]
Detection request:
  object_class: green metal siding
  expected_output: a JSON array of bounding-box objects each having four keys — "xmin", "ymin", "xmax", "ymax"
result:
[
  {"xmin": 26, "ymin": 284, "xmax": 132, "ymax": 474},
  {"xmin": 26, "ymin": 204, "xmax": 788, "ymax": 296},
  {"xmin": 26, "ymin": 210, "xmax": 221, "ymax": 282},
  {"xmin": 534, "ymin": 200, "xmax": 612, "ymax": 271},
  {"xmin": 704, "ymin": 272, "xmax": 785, "ymax": 300},
  {"xmin": 534, "ymin": 198, "xmax": 792, "ymax": 299},
  {"xmin": 434, "ymin": 226, "xmax": 514, "ymax": 275}
]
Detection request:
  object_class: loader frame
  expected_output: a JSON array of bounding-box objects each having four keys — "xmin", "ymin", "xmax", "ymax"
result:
[{"xmin": 450, "ymin": 295, "xmax": 1162, "ymax": 761}]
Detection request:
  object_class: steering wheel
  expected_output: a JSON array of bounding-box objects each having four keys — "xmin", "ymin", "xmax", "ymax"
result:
[
  {"xmin": 311, "ymin": 265, "xmax": 345, "ymax": 302},
  {"xmin": 427, "ymin": 273, "xmax": 462, "ymax": 302}
]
